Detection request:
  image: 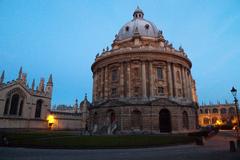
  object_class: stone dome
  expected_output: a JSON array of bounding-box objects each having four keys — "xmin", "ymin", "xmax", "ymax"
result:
[{"xmin": 117, "ymin": 7, "xmax": 160, "ymax": 41}]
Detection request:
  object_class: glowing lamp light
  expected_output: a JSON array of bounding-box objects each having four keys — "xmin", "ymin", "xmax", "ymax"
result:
[
  {"xmin": 216, "ymin": 119, "xmax": 223, "ymax": 126},
  {"xmin": 47, "ymin": 115, "xmax": 55, "ymax": 124}
]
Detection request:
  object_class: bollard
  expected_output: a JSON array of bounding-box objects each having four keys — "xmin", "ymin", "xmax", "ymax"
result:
[
  {"xmin": 195, "ymin": 136, "xmax": 204, "ymax": 145},
  {"xmin": 229, "ymin": 141, "xmax": 236, "ymax": 152}
]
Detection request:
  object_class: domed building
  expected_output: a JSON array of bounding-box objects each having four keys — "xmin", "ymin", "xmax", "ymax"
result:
[{"xmin": 89, "ymin": 7, "xmax": 198, "ymax": 134}]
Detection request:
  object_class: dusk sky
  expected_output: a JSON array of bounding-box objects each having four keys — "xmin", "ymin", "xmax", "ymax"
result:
[{"xmin": 1, "ymin": 0, "xmax": 240, "ymax": 106}]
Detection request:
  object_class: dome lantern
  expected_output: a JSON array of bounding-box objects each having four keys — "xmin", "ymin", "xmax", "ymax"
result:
[{"xmin": 133, "ymin": 6, "xmax": 144, "ymax": 19}]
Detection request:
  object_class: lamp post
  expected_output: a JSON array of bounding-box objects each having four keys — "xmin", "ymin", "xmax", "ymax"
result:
[{"xmin": 231, "ymin": 87, "xmax": 240, "ymax": 132}]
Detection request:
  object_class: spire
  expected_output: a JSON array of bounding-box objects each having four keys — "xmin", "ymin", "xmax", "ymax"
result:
[
  {"xmin": 0, "ymin": 70, "xmax": 5, "ymax": 84},
  {"xmin": 84, "ymin": 93, "xmax": 87, "ymax": 100},
  {"xmin": 18, "ymin": 66, "xmax": 22, "ymax": 80},
  {"xmin": 31, "ymin": 79, "xmax": 35, "ymax": 90},
  {"xmin": 133, "ymin": 6, "xmax": 144, "ymax": 19},
  {"xmin": 38, "ymin": 78, "xmax": 45, "ymax": 92},
  {"xmin": 47, "ymin": 74, "xmax": 53, "ymax": 86},
  {"xmin": 74, "ymin": 99, "xmax": 78, "ymax": 113}
]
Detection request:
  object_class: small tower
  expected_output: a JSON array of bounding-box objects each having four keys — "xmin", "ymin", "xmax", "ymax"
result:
[
  {"xmin": 45, "ymin": 74, "xmax": 53, "ymax": 97},
  {"xmin": 74, "ymin": 99, "xmax": 78, "ymax": 113},
  {"xmin": 38, "ymin": 78, "xmax": 45, "ymax": 92},
  {"xmin": 0, "ymin": 70, "xmax": 5, "ymax": 84},
  {"xmin": 31, "ymin": 79, "xmax": 35, "ymax": 91},
  {"xmin": 21, "ymin": 73, "xmax": 27, "ymax": 84},
  {"xmin": 18, "ymin": 66, "xmax": 22, "ymax": 80},
  {"xmin": 133, "ymin": 6, "xmax": 144, "ymax": 19}
]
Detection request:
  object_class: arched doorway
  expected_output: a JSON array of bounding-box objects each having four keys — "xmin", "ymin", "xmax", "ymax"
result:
[
  {"xmin": 107, "ymin": 109, "xmax": 116, "ymax": 124},
  {"xmin": 159, "ymin": 109, "xmax": 171, "ymax": 132},
  {"xmin": 131, "ymin": 110, "xmax": 142, "ymax": 130}
]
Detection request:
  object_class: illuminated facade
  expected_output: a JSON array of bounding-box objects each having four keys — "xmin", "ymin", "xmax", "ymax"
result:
[
  {"xmin": 198, "ymin": 103, "xmax": 238, "ymax": 127},
  {"xmin": 89, "ymin": 7, "xmax": 198, "ymax": 134}
]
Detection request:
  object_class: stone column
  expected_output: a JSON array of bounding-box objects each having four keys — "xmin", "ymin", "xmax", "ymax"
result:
[
  {"xmin": 94, "ymin": 71, "xmax": 98, "ymax": 102},
  {"xmin": 149, "ymin": 62, "xmax": 154, "ymax": 98},
  {"xmin": 180, "ymin": 66, "xmax": 185, "ymax": 98},
  {"xmin": 183, "ymin": 67, "xmax": 188, "ymax": 99},
  {"xmin": 167, "ymin": 63, "xmax": 173, "ymax": 97},
  {"xmin": 104, "ymin": 67, "xmax": 108, "ymax": 100},
  {"xmin": 171, "ymin": 63, "xmax": 176, "ymax": 97},
  {"xmin": 120, "ymin": 63, "xmax": 124, "ymax": 98},
  {"xmin": 142, "ymin": 61, "xmax": 147, "ymax": 98},
  {"xmin": 100, "ymin": 68, "xmax": 104, "ymax": 99},
  {"xmin": 127, "ymin": 62, "xmax": 131, "ymax": 97},
  {"xmin": 188, "ymin": 73, "xmax": 193, "ymax": 101}
]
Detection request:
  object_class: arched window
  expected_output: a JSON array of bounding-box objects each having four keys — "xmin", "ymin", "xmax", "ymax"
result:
[
  {"xmin": 111, "ymin": 69, "xmax": 118, "ymax": 81},
  {"xmin": 157, "ymin": 67, "xmax": 163, "ymax": 80},
  {"xmin": 205, "ymin": 109, "xmax": 209, "ymax": 114},
  {"xmin": 9, "ymin": 94, "xmax": 19, "ymax": 115},
  {"xmin": 199, "ymin": 109, "xmax": 203, "ymax": 114},
  {"xmin": 212, "ymin": 108, "xmax": 218, "ymax": 113},
  {"xmin": 4, "ymin": 98, "xmax": 10, "ymax": 115},
  {"xmin": 220, "ymin": 108, "xmax": 227, "ymax": 114},
  {"xmin": 35, "ymin": 99, "xmax": 43, "ymax": 118},
  {"xmin": 228, "ymin": 107, "xmax": 235, "ymax": 114},
  {"xmin": 182, "ymin": 111, "xmax": 189, "ymax": 129},
  {"xmin": 131, "ymin": 110, "xmax": 142, "ymax": 130},
  {"xmin": 212, "ymin": 117, "xmax": 218, "ymax": 124},
  {"xmin": 176, "ymin": 71, "xmax": 181, "ymax": 82},
  {"xmin": 203, "ymin": 118, "xmax": 210, "ymax": 125}
]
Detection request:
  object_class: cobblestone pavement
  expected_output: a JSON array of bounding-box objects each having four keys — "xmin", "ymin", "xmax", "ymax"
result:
[{"xmin": 0, "ymin": 131, "xmax": 240, "ymax": 160}]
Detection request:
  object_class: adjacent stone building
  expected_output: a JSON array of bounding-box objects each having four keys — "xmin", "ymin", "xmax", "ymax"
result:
[
  {"xmin": 198, "ymin": 102, "xmax": 238, "ymax": 127},
  {"xmin": 0, "ymin": 68, "xmax": 90, "ymax": 130},
  {"xmin": 0, "ymin": 67, "xmax": 52, "ymax": 129},
  {"xmin": 89, "ymin": 7, "xmax": 198, "ymax": 134}
]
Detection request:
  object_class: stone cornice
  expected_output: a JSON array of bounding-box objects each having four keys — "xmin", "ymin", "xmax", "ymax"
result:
[{"xmin": 92, "ymin": 48, "xmax": 191, "ymax": 72}]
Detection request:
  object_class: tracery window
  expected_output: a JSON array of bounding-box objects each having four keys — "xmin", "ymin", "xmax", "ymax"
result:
[{"xmin": 35, "ymin": 99, "xmax": 43, "ymax": 118}]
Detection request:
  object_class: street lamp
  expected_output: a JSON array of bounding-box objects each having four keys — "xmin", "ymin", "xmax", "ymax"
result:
[{"xmin": 231, "ymin": 87, "xmax": 240, "ymax": 130}]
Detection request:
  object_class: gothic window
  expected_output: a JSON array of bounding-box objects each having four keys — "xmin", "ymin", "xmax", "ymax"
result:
[
  {"xmin": 182, "ymin": 111, "xmax": 189, "ymax": 129},
  {"xmin": 176, "ymin": 71, "xmax": 181, "ymax": 82},
  {"xmin": 111, "ymin": 69, "xmax": 118, "ymax": 81},
  {"xmin": 212, "ymin": 108, "xmax": 218, "ymax": 113},
  {"xmin": 9, "ymin": 94, "xmax": 19, "ymax": 115},
  {"xmin": 158, "ymin": 87, "xmax": 164, "ymax": 95},
  {"xmin": 111, "ymin": 88, "xmax": 117, "ymax": 97},
  {"xmin": 35, "ymin": 99, "xmax": 43, "ymax": 118},
  {"xmin": 4, "ymin": 98, "xmax": 10, "ymax": 115},
  {"xmin": 157, "ymin": 67, "xmax": 163, "ymax": 80},
  {"xmin": 18, "ymin": 100, "xmax": 24, "ymax": 116},
  {"xmin": 220, "ymin": 108, "xmax": 227, "ymax": 114}
]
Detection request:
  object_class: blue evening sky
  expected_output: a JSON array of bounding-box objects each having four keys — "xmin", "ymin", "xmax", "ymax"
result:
[{"xmin": 0, "ymin": 0, "xmax": 240, "ymax": 106}]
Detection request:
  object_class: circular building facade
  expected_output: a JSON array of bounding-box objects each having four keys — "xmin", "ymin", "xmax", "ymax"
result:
[{"xmin": 90, "ymin": 7, "xmax": 198, "ymax": 134}]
